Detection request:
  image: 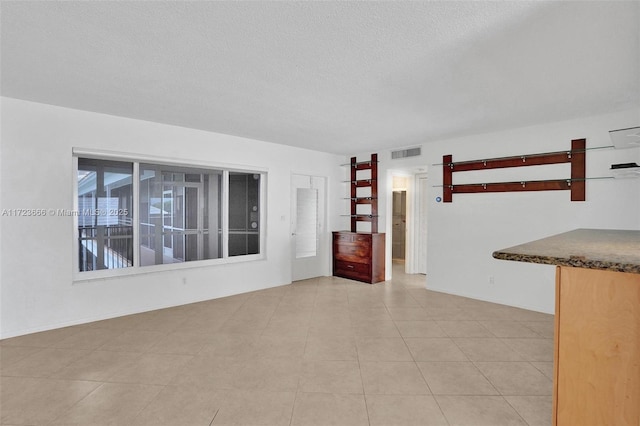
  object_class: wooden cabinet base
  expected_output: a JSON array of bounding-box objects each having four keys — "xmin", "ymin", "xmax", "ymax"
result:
[
  {"xmin": 332, "ymin": 231, "xmax": 385, "ymax": 284},
  {"xmin": 553, "ymin": 266, "xmax": 640, "ymax": 426}
]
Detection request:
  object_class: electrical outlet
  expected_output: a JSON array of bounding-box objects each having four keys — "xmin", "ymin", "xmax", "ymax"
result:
[{"xmin": 488, "ymin": 275, "xmax": 495, "ymax": 285}]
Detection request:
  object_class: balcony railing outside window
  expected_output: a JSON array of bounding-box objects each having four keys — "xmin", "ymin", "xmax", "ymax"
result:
[
  {"xmin": 77, "ymin": 158, "xmax": 133, "ymax": 272},
  {"xmin": 79, "ymin": 225, "xmax": 133, "ymax": 271}
]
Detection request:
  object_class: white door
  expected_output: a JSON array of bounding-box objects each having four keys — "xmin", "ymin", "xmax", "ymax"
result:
[
  {"xmin": 291, "ymin": 174, "xmax": 326, "ymax": 281},
  {"xmin": 416, "ymin": 173, "xmax": 428, "ymax": 274}
]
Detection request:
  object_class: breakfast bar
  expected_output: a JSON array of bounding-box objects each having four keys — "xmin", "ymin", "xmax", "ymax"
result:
[{"xmin": 493, "ymin": 229, "xmax": 640, "ymax": 426}]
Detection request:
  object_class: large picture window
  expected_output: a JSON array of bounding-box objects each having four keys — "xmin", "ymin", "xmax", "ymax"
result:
[{"xmin": 76, "ymin": 155, "xmax": 264, "ymax": 275}]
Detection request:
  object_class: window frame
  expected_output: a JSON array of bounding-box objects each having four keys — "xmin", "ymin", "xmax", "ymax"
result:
[{"xmin": 72, "ymin": 148, "xmax": 267, "ymax": 282}]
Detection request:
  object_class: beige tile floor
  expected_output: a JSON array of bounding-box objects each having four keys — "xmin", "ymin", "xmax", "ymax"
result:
[{"xmin": 0, "ymin": 265, "xmax": 554, "ymax": 425}]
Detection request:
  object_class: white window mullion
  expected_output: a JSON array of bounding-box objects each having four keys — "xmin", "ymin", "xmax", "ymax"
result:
[
  {"xmin": 132, "ymin": 162, "xmax": 140, "ymax": 267},
  {"xmin": 222, "ymin": 170, "xmax": 229, "ymax": 259},
  {"xmin": 260, "ymin": 172, "xmax": 267, "ymax": 257},
  {"xmin": 72, "ymin": 156, "xmax": 80, "ymax": 277}
]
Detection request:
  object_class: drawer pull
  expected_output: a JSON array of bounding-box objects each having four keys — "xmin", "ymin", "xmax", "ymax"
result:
[{"xmin": 347, "ymin": 265, "xmax": 354, "ymax": 268}]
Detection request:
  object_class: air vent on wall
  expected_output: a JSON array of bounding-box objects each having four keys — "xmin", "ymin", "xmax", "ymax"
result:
[{"xmin": 391, "ymin": 147, "xmax": 421, "ymax": 159}]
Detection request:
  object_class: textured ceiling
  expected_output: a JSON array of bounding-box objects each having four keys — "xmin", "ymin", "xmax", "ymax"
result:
[{"xmin": 1, "ymin": 1, "xmax": 639, "ymax": 155}]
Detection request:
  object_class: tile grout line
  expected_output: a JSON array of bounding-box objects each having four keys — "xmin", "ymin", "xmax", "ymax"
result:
[
  {"xmin": 208, "ymin": 408, "xmax": 220, "ymax": 426},
  {"xmin": 385, "ymin": 284, "xmax": 454, "ymax": 425}
]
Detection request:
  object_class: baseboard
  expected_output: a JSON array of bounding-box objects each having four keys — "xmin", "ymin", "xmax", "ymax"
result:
[{"xmin": 425, "ymin": 284, "xmax": 554, "ymax": 315}]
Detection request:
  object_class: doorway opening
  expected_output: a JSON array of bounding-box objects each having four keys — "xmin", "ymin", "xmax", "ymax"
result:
[
  {"xmin": 392, "ymin": 190, "xmax": 407, "ymax": 263},
  {"xmin": 415, "ymin": 173, "xmax": 428, "ymax": 275},
  {"xmin": 392, "ymin": 176, "xmax": 408, "ymax": 265},
  {"xmin": 388, "ymin": 171, "xmax": 428, "ymax": 277}
]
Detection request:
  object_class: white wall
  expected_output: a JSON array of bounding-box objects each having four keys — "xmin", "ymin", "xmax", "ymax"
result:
[
  {"xmin": 0, "ymin": 97, "xmax": 344, "ymax": 338},
  {"xmin": 2, "ymin": 99, "xmax": 638, "ymax": 338},
  {"xmin": 374, "ymin": 109, "xmax": 640, "ymax": 313}
]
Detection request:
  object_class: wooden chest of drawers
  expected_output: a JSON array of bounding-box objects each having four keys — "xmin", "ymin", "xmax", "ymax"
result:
[{"xmin": 333, "ymin": 231, "xmax": 385, "ymax": 284}]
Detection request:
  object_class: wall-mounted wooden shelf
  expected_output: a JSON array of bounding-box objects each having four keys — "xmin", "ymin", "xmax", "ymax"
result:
[
  {"xmin": 441, "ymin": 139, "xmax": 586, "ymax": 202},
  {"xmin": 349, "ymin": 154, "xmax": 379, "ymax": 232}
]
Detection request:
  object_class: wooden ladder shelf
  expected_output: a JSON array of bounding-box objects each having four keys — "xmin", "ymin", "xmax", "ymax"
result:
[
  {"xmin": 332, "ymin": 152, "xmax": 385, "ymax": 284},
  {"xmin": 350, "ymin": 153, "xmax": 379, "ymax": 232}
]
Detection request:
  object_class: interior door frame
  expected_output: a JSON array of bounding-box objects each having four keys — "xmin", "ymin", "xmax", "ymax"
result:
[
  {"xmin": 414, "ymin": 172, "xmax": 428, "ymax": 275},
  {"xmin": 386, "ymin": 169, "xmax": 428, "ymax": 276}
]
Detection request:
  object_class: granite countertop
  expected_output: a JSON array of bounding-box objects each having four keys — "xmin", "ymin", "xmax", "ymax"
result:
[{"xmin": 492, "ymin": 229, "xmax": 640, "ymax": 274}]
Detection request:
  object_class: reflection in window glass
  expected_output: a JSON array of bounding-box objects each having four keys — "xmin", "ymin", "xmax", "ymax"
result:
[
  {"xmin": 77, "ymin": 158, "xmax": 133, "ymax": 271},
  {"xmin": 139, "ymin": 164, "xmax": 222, "ymax": 266},
  {"xmin": 228, "ymin": 172, "xmax": 261, "ymax": 256},
  {"xmin": 77, "ymin": 157, "xmax": 264, "ymax": 274}
]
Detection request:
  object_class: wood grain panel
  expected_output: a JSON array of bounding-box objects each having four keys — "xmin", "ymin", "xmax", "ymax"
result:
[
  {"xmin": 570, "ymin": 139, "xmax": 586, "ymax": 202},
  {"xmin": 332, "ymin": 231, "xmax": 385, "ymax": 284},
  {"xmin": 554, "ymin": 267, "xmax": 640, "ymax": 425},
  {"xmin": 552, "ymin": 267, "xmax": 561, "ymax": 425},
  {"xmin": 443, "ymin": 154, "xmax": 452, "ymax": 203},
  {"xmin": 452, "ymin": 180, "xmax": 570, "ymax": 194},
  {"xmin": 452, "ymin": 151, "xmax": 570, "ymax": 171},
  {"xmin": 334, "ymin": 244, "xmax": 372, "ymax": 263}
]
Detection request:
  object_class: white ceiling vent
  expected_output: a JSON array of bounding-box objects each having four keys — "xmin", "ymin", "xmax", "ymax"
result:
[{"xmin": 391, "ymin": 147, "xmax": 422, "ymax": 159}]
